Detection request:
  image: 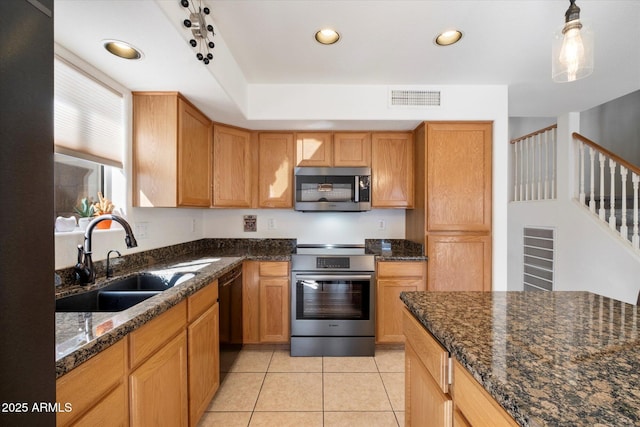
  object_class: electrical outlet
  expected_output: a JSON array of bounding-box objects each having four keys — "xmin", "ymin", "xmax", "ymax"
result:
[
  {"xmin": 134, "ymin": 222, "xmax": 149, "ymax": 239},
  {"xmin": 267, "ymin": 218, "xmax": 277, "ymax": 230},
  {"xmin": 191, "ymin": 218, "xmax": 196, "ymax": 233},
  {"xmin": 378, "ymin": 219, "xmax": 386, "ymax": 230}
]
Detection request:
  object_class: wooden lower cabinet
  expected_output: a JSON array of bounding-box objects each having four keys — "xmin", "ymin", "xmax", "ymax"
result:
[
  {"xmin": 129, "ymin": 331, "xmax": 189, "ymax": 427},
  {"xmin": 452, "ymin": 361, "xmax": 518, "ymax": 427},
  {"xmin": 71, "ymin": 383, "xmax": 128, "ymax": 427},
  {"xmin": 56, "ymin": 339, "xmax": 127, "ymax": 426},
  {"xmin": 404, "ymin": 308, "xmax": 517, "ymax": 427},
  {"xmin": 243, "ymin": 261, "xmax": 290, "ymax": 343},
  {"xmin": 187, "ymin": 282, "xmax": 220, "ymax": 427},
  {"xmin": 406, "ymin": 341, "xmax": 453, "ymax": 427},
  {"xmin": 57, "ymin": 283, "xmax": 223, "ymax": 427},
  {"xmin": 376, "ymin": 261, "xmax": 426, "ymax": 343}
]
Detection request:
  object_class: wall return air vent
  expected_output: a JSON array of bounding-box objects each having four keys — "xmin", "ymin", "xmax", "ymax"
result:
[
  {"xmin": 389, "ymin": 89, "xmax": 441, "ymax": 108},
  {"xmin": 523, "ymin": 227, "xmax": 555, "ymax": 291}
]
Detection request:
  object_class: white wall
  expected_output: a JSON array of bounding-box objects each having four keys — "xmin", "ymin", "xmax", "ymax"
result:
[
  {"xmin": 508, "ymin": 199, "xmax": 640, "ymax": 304},
  {"xmin": 201, "ymin": 208, "xmax": 405, "ymax": 244}
]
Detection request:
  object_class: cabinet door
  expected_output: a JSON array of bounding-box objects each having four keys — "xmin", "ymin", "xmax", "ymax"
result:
[
  {"xmin": 132, "ymin": 93, "xmax": 179, "ymax": 207},
  {"xmin": 258, "ymin": 133, "xmax": 294, "ymax": 208},
  {"xmin": 376, "ymin": 262, "xmax": 425, "ymax": 344},
  {"xmin": 130, "ymin": 331, "xmax": 189, "ymax": 427},
  {"xmin": 177, "ymin": 98, "xmax": 212, "ymax": 207},
  {"xmin": 427, "ymin": 235, "xmax": 491, "ymax": 292},
  {"xmin": 213, "ymin": 125, "xmax": 252, "ymax": 207},
  {"xmin": 296, "ymin": 132, "xmax": 332, "ymax": 167},
  {"xmin": 372, "ymin": 132, "xmax": 414, "ymax": 208},
  {"xmin": 333, "ymin": 132, "xmax": 371, "ymax": 166},
  {"xmin": 188, "ymin": 303, "xmax": 219, "ymax": 427},
  {"xmin": 259, "ymin": 277, "xmax": 290, "ymax": 343},
  {"xmin": 56, "ymin": 339, "xmax": 126, "ymax": 426},
  {"xmin": 242, "ymin": 261, "xmax": 261, "ymax": 344},
  {"xmin": 405, "ymin": 342, "xmax": 453, "ymax": 427},
  {"xmin": 426, "ymin": 122, "xmax": 492, "ymax": 231}
]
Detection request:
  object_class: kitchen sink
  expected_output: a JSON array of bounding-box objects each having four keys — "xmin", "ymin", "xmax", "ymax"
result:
[{"xmin": 55, "ymin": 273, "xmax": 196, "ymax": 312}]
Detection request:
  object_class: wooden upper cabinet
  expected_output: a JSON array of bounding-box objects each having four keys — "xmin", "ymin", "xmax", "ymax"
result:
[
  {"xmin": 296, "ymin": 132, "xmax": 333, "ymax": 167},
  {"xmin": 426, "ymin": 122, "xmax": 492, "ymax": 231},
  {"xmin": 178, "ymin": 100, "xmax": 212, "ymax": 207},
  {"xmin": 333, "ymin": 132, "xmax": 371, "ymax": 166},
  {"xmin": 372, "ymin": 132, "xmax": 414, "ymax": 208},
  {"xmin": 258, "ymin": 133, "xmax": 294, "ymax": 208},
  {"xmin": 213, "ymin": 125, "xmax": 252, "ymax": 207},
  {"xmin": 133, "ymin": 92, "xmax": 211, "ymax": 207}
]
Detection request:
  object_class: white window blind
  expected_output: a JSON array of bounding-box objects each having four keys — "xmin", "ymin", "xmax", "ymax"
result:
[{"xmin": 54, "ymin": 56, "xmax": 124, "ymax": 168}]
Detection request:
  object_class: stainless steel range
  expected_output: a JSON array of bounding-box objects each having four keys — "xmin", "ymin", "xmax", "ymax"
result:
[{"xmin": 290, "ymin": 244, "xmax": 375, "ymax": 357}]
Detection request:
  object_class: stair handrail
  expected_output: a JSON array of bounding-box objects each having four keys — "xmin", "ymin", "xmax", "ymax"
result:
[
  {"xmin": 510, "ymin": 124, "xmax": 557, "ymax": 144},
  {"xmin": 573, "ymin": 132, "xmax": 640, "ymax": 177},
  {"xmin": 510, "ymin": 124, "xmax": 557, "ymax": 201},
  {"xmin": 573, "ymin": 132, "xmax": 640, "ymax": 249}
]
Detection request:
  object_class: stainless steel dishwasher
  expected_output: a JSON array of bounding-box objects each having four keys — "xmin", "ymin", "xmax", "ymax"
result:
[{"xmin": 217, "ymin": 265, "xmax": 243, "ymax": 380}]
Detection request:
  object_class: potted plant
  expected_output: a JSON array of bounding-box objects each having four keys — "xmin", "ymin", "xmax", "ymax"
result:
[
  {"xmin": 92, "ymin": 192, "xmax": 114, "ymax": 229},
  {"xmin": 74, "ymin": 197, "xmax": 94, "ymax": 231}
]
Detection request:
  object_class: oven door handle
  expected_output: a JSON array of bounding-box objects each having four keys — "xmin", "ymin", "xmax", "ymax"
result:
[{"xmin": 294, "ymin": 274, "xmax": 373, "ymax": 281}]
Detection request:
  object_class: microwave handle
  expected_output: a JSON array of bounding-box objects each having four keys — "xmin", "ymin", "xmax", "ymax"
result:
[{"xmin": 354, "ymin": 176, "xmax": 359, "ymax": 202}]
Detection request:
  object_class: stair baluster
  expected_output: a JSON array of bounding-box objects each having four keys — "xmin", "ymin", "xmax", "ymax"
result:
[
  {"xmin": 609, "ymin": 159, "xmax": 617, "ymax": 230},
  {"xmin": 552, "ymin": 127, "xmax": 557, "ymax": 199},
  {"xmin": 633, "ymin": 174, "xmax": 639, "ymax": 249},
  {"xmin": 579, "ymin": 141, "xmax": 585, "ymax": 205},
  {"xmin": 620, "ymin": 166, "xmax": 628, "ymax": 241},
  {"xmin": 589, "ymin": 147, "xmax": 596, "ymax": 213},
  {"xmin": 599, "ymin": 153, "xmax": 606, "ymax": 221}
]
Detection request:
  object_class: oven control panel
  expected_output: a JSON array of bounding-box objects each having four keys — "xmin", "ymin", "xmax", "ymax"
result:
[{"xmin": 316, "ymin": 257, "xmax": 350, "ymax": 269}]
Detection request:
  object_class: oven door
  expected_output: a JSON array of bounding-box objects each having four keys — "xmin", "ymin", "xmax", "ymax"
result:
[{"xmin": 291, "ymin": 272, "xmax": 375, "ymax": 337}]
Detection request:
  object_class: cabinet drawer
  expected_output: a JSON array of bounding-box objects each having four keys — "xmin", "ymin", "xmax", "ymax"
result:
[
  {"xmin": 259, "ymin": 261, "xmax": 288, "ymax": 277},
  {"xmin": 188, "ymin": 280, "xmax": 218, "ymax": 322},
  {"xmin": 378, "ymin": 261, "xmax": 425, "ymax": 278},
  {"xmin": 56, "ymin": 339, "xmax": 125, "ymax": 426},
  {"xmin": 453, "ymin": 360, "xmax": 518, "ymax": 427},
  {"xmin": 403, "ymin": 307, "xmax": 449, "ymax": 393},
  {"xmin": 70, "ymin": 383, "xmax": 127, "ymax": 427},
  {"xmin": 129, "ymin": 300, "xmax": 187, "ymax": 369}
]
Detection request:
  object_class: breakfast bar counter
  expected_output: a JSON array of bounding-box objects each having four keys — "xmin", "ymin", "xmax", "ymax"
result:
[{"xmin": 400, "ymin": 291, "xmax": 640, "ymax": 426}]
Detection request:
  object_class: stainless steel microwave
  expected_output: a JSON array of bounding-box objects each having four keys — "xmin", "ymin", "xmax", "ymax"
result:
[{"xmin": 294, "ymin": 167, "xmax": 371, "ymax": 212}]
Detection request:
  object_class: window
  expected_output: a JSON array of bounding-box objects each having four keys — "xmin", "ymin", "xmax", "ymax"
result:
[{"xmin": 53, "ymin": 52, "xmax": 126, "ymax": 223}]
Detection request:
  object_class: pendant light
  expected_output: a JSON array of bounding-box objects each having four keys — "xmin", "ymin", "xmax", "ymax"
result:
[{"xmin": 552, "ymin": 0, "xmax": 593, "ymax": 83}]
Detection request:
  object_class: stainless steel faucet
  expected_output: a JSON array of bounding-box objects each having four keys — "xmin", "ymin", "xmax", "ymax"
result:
[{"xmin": 74, "ymin": 214, "xmax": 138, "ymax": 284}]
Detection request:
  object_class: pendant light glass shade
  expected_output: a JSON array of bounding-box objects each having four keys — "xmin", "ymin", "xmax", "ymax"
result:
[{"xmin": 552, "ymin": 1, "xmax": 594, "ymax": 83}]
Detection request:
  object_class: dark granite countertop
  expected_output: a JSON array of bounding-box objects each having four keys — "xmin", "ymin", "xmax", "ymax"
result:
[
  {"xmin": 54, "ymin": 238, "xmax": 424, "ymax": 378},
  {"xmin": 55, "ymin": 256, "xmax": 243, "ymax": 377},
  {"xmin": 400, "ymin": 291, "xmax": 640, "ymax": 426}
]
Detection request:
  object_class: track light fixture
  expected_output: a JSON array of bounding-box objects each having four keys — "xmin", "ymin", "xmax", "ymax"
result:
[{"xmin": 180, "ymin": 0, "xmax": 216, "ymax": 65}]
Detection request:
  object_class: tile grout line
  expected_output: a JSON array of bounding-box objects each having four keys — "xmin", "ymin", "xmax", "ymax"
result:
[{"xmin": 246, "ymin": 349, "xmax": 275, "ymax": 427}]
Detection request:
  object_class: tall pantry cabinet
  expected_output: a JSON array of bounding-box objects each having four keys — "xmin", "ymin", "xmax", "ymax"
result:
[{"xmin": 406, "ymin": 122, "xmax": 492, "ymax": 291}]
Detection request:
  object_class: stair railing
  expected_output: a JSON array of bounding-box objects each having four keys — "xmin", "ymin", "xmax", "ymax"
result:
[
  {"xmin": 574, "ymin": 132, "xmax": 640, "ymax": 249},
  {"xmin": 510, "ymin": 124, "xmax": 557, "ymax": 202}
]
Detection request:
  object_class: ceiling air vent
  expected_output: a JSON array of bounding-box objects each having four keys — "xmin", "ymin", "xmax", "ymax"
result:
[{"xmin": 389, "ymin": 89, "xmax": 441, "ymax": 108}]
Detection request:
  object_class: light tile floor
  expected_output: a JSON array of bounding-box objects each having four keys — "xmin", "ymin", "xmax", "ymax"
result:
[{"xmin": 198, "ymin": 345, "xmax": 405, "ymax": 427}]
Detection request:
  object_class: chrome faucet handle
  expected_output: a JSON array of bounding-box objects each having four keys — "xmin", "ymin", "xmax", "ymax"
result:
[{"xmin": 106, "ymin": 249, "xmax": 122, "ymax": 278}]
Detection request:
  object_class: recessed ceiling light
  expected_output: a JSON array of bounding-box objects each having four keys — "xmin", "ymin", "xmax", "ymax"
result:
[
  {"xmin": 435, "ymin": 30, "xmax": 463, "ymax": 46},
  {"xmin": 315, "ymin": 28, "xmax": 340, "ymax": 45},
  {"xmin": 103, "ymin": 40, "xmax": 143, "ymax": 60}
]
